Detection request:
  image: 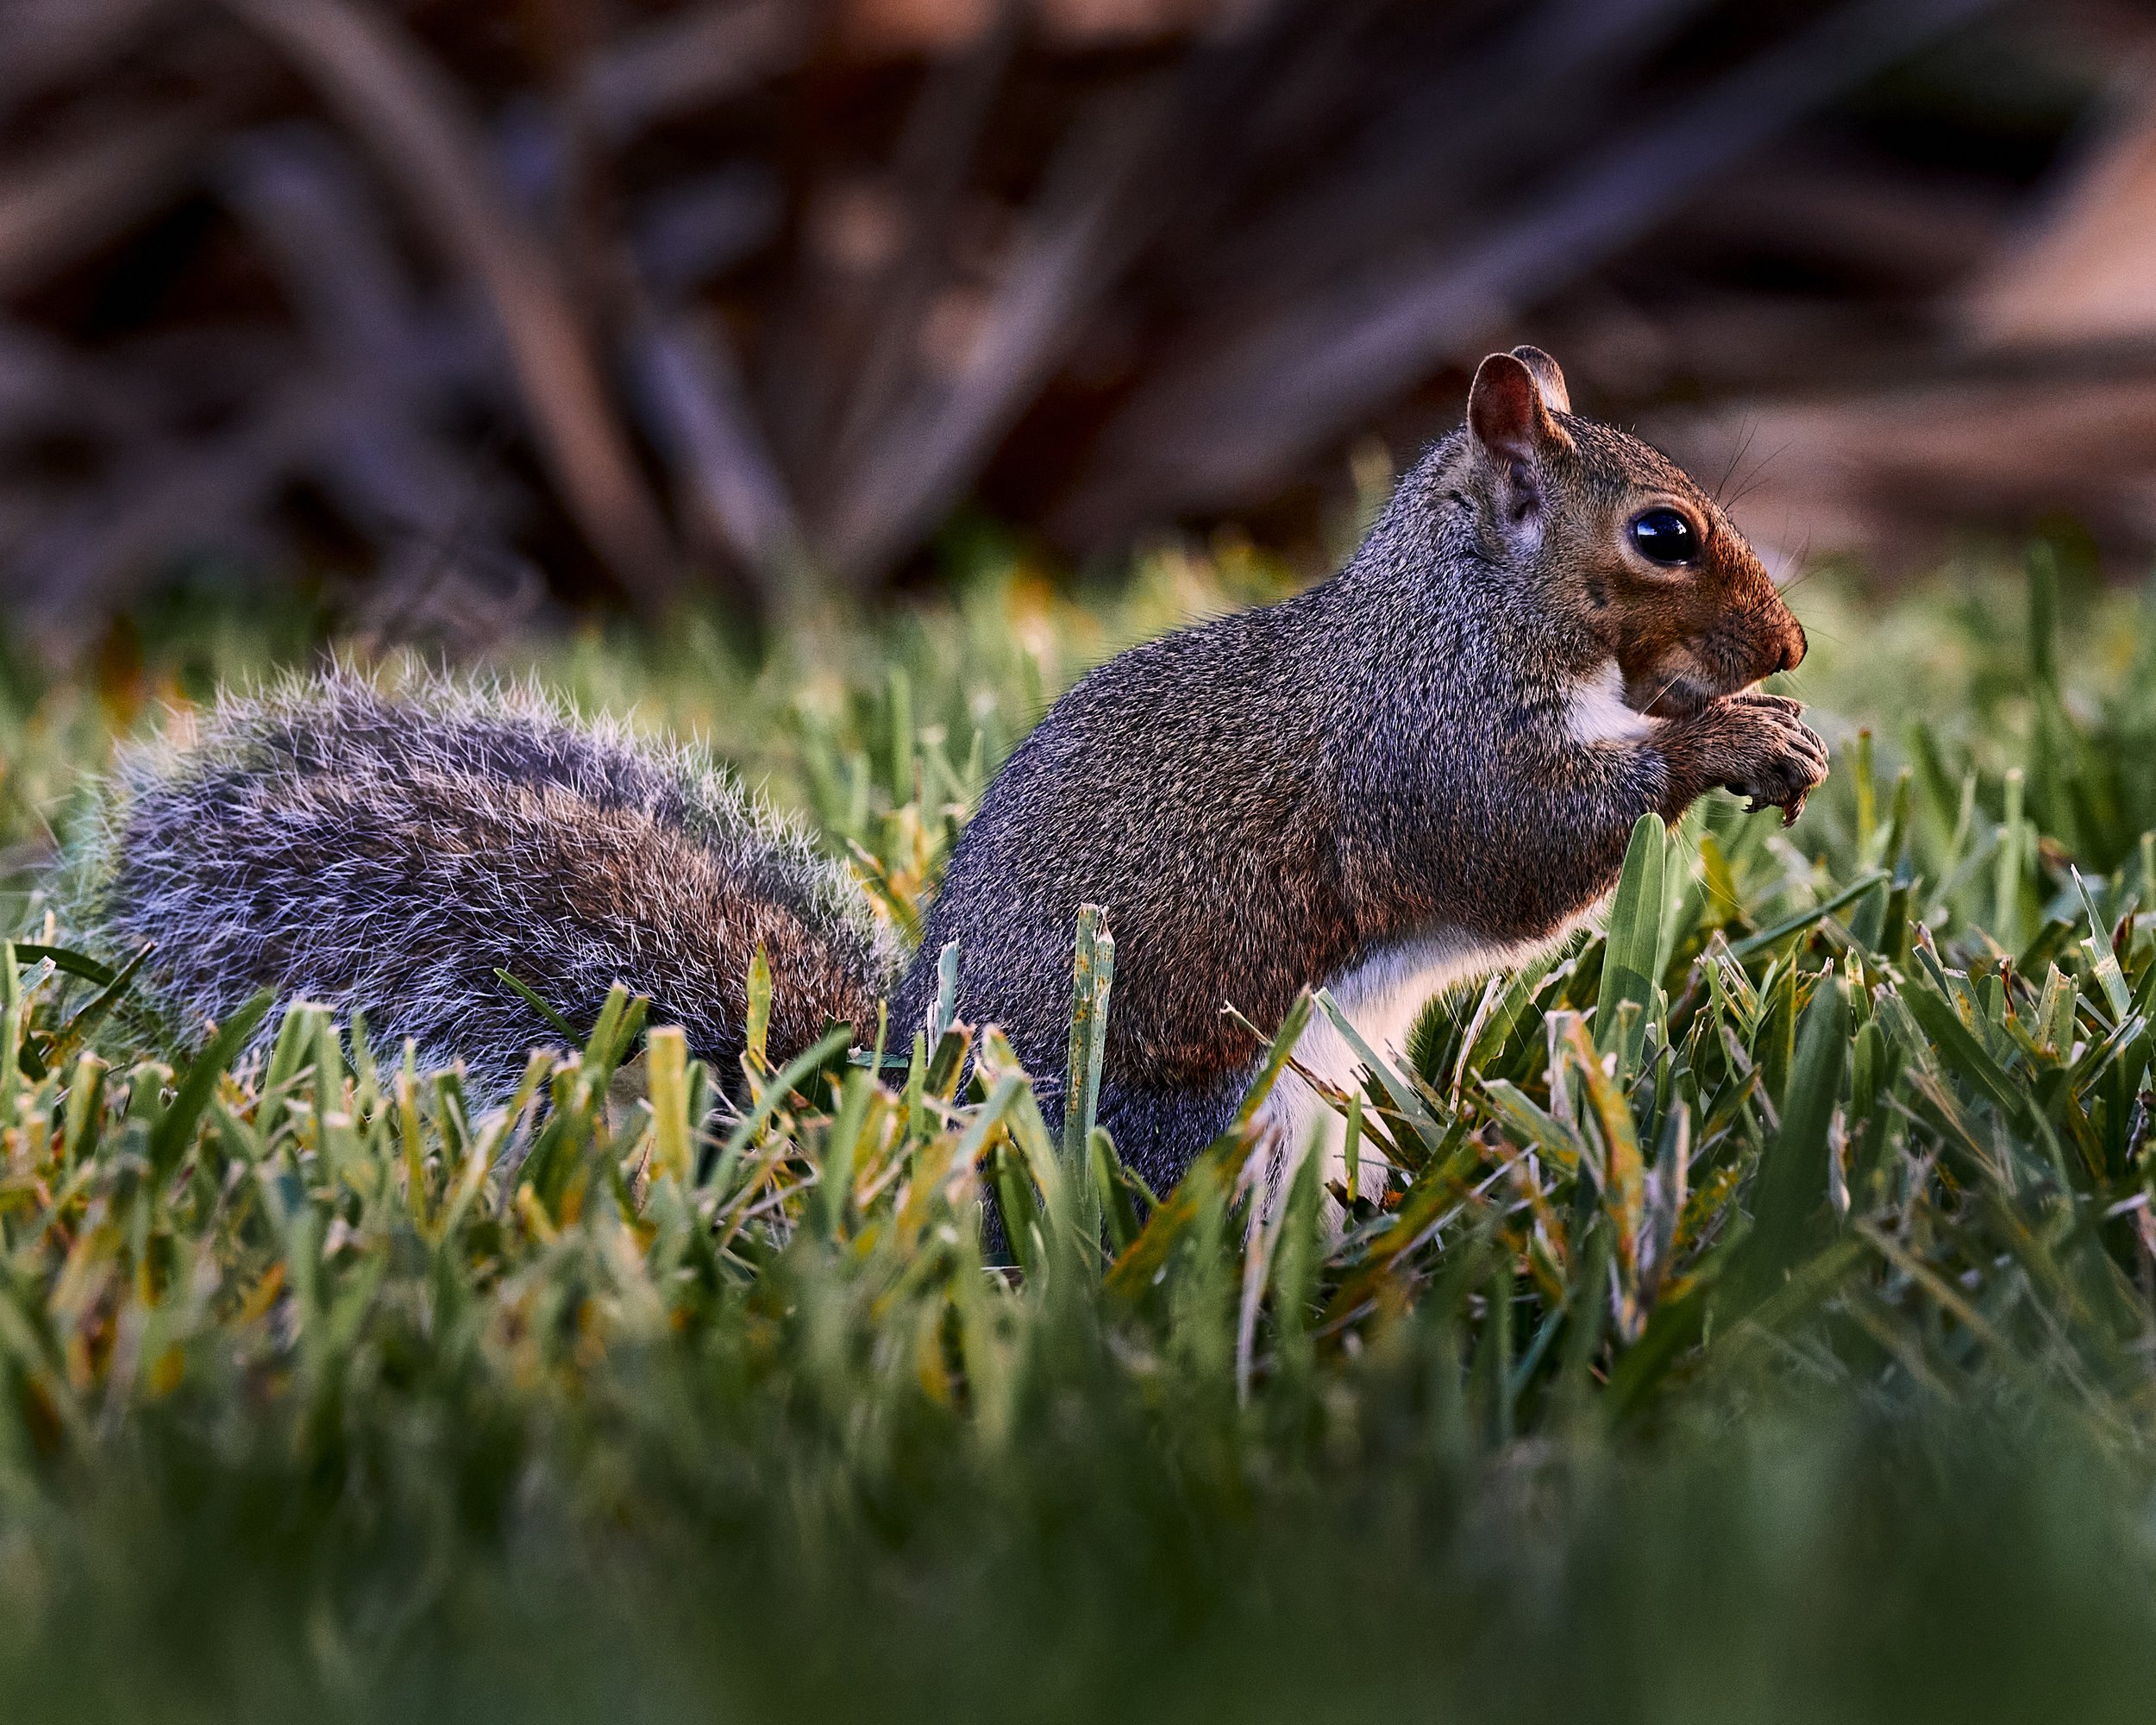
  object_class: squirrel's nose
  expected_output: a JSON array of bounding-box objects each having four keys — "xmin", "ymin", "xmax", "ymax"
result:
[{"xmin": 1777, "ymin": 622, "xmax": 1807, "ymax": 674}]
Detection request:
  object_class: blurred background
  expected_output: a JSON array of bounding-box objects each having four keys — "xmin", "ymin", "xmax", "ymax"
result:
[{"xmin": 2, "ymin": 0, "xmax": 2153, "ymax": 656}]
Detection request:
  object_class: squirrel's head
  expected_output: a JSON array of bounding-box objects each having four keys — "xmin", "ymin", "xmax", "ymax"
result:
[{"xmin": 1464, "ymin": 346, "xmax": 1805, "ymax": 716}]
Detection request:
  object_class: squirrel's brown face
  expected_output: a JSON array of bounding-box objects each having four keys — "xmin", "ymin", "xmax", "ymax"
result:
[{"xmin": 1466, "ymin": 348, "xmax": 1806, "ymax": 718}]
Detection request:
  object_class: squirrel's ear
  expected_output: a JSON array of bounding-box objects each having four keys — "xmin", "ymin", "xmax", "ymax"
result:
[
  {"xmin": 1468, "ymin": 352, "xmax": 1566, "ymax": 466},
  {"xmin": 1468, "ymin": 353, "xmax": 1570, "ymax": 537},
  {"xmin": 1510, "ymin": 345, "xmax": 1570, "ymax": 415}
]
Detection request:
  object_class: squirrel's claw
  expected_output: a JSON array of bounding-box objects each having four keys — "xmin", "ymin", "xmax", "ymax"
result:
[
  {"xmin": 1737, "ymin": 787, "xmax": 1810, "ymax": 825},
  {"xmin": 1716, "ymin": 694, "xmax": 1826, "ymax": 828}
]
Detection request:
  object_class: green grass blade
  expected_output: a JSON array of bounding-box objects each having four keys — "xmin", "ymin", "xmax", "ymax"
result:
[
  {"xmin": 1727, "ymin": 870, "xmax": 1890, "ymax": 959},
  {"xmin": 1739, "ymin": 971, "xmax": 1846, "ymax": 1305},
  {"xmin": 1312, "ymin": 988, "xmax": 1445, "ymax": 1156},
  {"xmin": 150, "ymin": 988, "xmax": 275, "ymax": 1182},
  {"xmin": 1062, "ymin": 904, "xmax": 1112, "ymax": 1251},
  {"xmin": 495, "ymin": 968, "xmax": 580, "ymax": 1044},
  {"xmin": 7, "ymin": 942, "xmax": 117, "ymax": 987},
  {"xmin": 1596, "ymin": 813, "xmax": 1666, "ymax": 1070}
]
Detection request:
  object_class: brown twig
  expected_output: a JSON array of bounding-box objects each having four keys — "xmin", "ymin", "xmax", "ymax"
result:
[
  {"xmin": 580, "ymin": 0, "xmax": 813, "ymax": 145},
  {"xmin": 625, "ymin": 306, "xmax": 809, "ymax": 603},
  {"xmin": 1061, "ymin": 0, "xmax": 2012, "ymax": 535},
  {"xmin": 0, "ymin": 104, "xmax": 216, "ymax": 298},
  {"xmin": 221, "ymin": 0, "xmax": 678, "ymax": 606}
]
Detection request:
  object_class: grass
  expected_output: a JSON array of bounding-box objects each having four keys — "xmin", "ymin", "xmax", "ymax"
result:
[{"xmin": 3, "ymin": 537, "xmax": 2156, "ymax": 1719}]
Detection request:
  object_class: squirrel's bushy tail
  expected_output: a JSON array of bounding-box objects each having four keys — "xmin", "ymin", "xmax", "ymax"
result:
[{"xmin": 74, "ymin": 667, "xmax": 892, "ymax": 1097}]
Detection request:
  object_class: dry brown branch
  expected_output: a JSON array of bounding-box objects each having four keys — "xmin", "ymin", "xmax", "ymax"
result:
[
  {"xmin": 216, "ymin": 126, "xmax": 506, "ymax": 551},
  {"xmin": 0, "ymin": 322, "xmax": 143, "ymax": 443},
  {"xmin": 0, "ymin": 104, "xmax": 216, "ymax": 298},
  {"xmin": 1199, "ymin": 0, "xmax": 1722, "ymax": 303},
  {"xmin": 816, "ymin": 78, "xmax": 1175, "ymax": 582},
  {"xmin": 3, "ymin": 372, "xmax": 347, "ymax": 653},
  {"xmin": 0, "ymin": 0, "xmax": 180, "ymax": 117},
  {"xmin": 823, "ymin": 2, "xmax": 1025, "ymax": 492},
  {"xmin": 1655, "ymin": 349, "xmax": 2156, "ymax": 566},
  {"xmin": 1967, "ymin": 72, "xmax": 2156, "ymax": 347},
  {"xmin": 0, "ymin": 0, "xmax": 2132, "ymax": 624},
  {"xmin": 216, "ymin": 126, "xmax": 433, "ymax": 386},
  {"xmin": 221, "ymin": 0, "xmax": 677, "ymax": 605},
  {"xmin": 1059, "ymin": 0, "xmax": 2015, "ymax": 537},
  {"xmin": 581, "ymin": 0, "xmax": 814, "ymax": 144},
  {"xmin": 627, "ymin": 307, "xmax": 808, "ymax": 593}
]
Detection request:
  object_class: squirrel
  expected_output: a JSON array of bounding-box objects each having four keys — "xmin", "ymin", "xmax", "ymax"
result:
[{"xmin": 75, "ymin": 348, "xmax": 1824, "ymax": 1201}]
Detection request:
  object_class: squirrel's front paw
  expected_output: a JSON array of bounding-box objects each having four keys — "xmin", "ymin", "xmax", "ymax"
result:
[
  {"xmin": 1710, "ymin": 692, "xmax": 1829, "ymax": 825},
  {"xmin": 1659, "ymin": 692, "xmax": 1828, "ymax": 826}
]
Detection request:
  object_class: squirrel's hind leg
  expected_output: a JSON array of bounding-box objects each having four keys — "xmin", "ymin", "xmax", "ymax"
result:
[{"xmin": 1094, "ymin": 1077, "xmax": 1245, "ymax": 1207}]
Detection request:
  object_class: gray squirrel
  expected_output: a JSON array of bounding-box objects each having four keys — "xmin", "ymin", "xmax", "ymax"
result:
[{"xmin": 77, "ymin": 348, "xmax": 1824, "ymax": 1198}]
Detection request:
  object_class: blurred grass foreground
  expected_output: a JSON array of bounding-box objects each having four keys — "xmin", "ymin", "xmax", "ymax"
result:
[{"xmin": 8, "ymin": 544, "xmax": 2156, "ymax": 1720}]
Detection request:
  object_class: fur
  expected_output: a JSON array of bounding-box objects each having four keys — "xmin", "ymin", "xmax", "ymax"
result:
[
  {"xmin": 1256, "ymin": 929, "xmax": 1559, "ymax": 1207},
  {"xmin": 1566, "ymin": 660, "xmax": 1656, "ymax": 746},
  {"xmin": 891, "ymin": 348, "xmax": 1824, "ymax": 1195},
  {"xmin": 1257, "ymin": 934, "xmax": 1490, "ymax": 1200},
  {"xmin": 73, "ymin": 347, "xmax": 1826, "ymax": 1207},
  {"xmin": 76, "ymin": 666, "xmax": 893, "ymax": 1100}
]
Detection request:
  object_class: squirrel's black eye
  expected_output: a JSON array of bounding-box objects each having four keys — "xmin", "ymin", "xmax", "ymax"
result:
[{"xmin": 1629, "ymin": 507, "xmax": 1699, "ymax": 566}]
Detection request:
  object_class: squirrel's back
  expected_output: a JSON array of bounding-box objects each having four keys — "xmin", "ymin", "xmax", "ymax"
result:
[{"xmin": 78, "ymin": 668, "xmax": 891, "ymax": 1095}]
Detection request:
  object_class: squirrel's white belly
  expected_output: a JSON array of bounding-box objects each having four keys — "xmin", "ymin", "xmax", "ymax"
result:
[
  {"xmin": 1256, "ymin": 932, "xmax": 1500, "ymax": 1214},
  {"xmin": 1567, "ymin": 660, "xmax": 1655, "ymax": 746}
]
